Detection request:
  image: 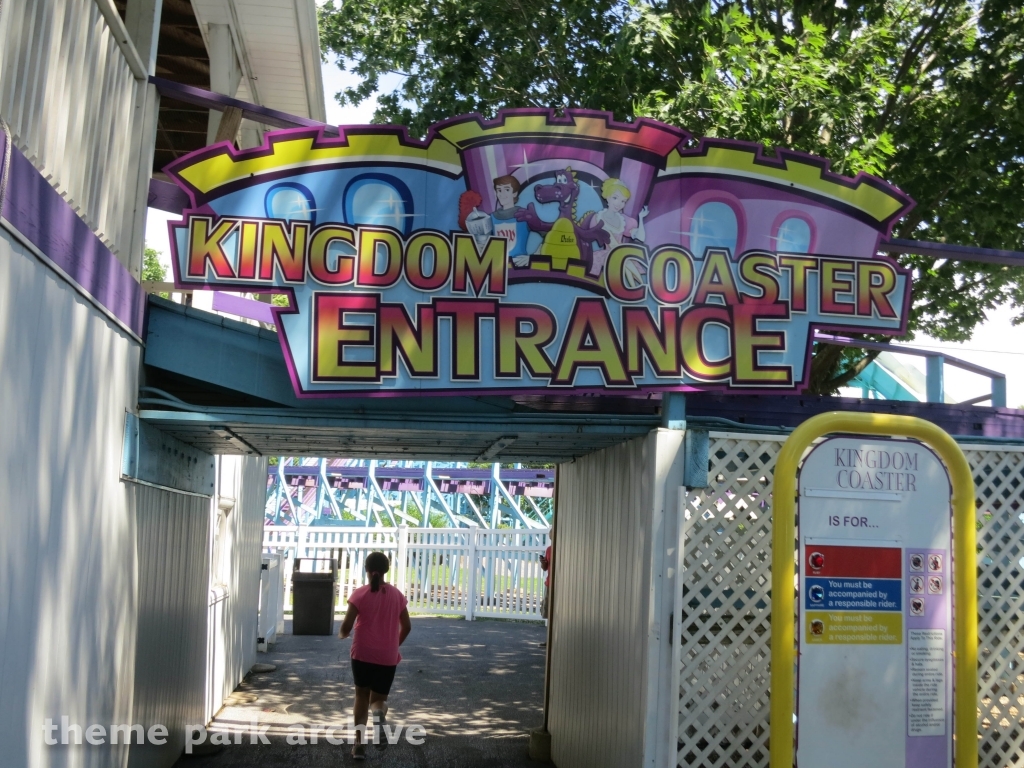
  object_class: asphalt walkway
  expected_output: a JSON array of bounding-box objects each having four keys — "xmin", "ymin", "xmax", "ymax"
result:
[{"xmin": 173, "ymin": 616, "xmax": 548, "ymax": 767}]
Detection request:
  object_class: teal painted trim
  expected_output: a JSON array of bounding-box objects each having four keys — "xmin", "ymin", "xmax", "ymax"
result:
[
  {"xmin": 145, "ymin": 296, "xmax": 536, "ymax": 416},
  {"xmin": 927, "ymin": 355, "xmax": 945, "ymax": 403},
  {"xmin": 121, "ymin": 412, "xmax": 215, "ymax": 495},
  {"xmin": 661, "ymin": 392, "xmax": 686, "ymax": 429}
]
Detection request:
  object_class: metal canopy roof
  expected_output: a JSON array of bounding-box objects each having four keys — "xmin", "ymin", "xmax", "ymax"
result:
[{"xmin": 141, "ymin": 297, "xmax": 660, "ymax": 461}]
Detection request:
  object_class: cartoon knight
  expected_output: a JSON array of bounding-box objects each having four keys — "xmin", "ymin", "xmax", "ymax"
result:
[{"xmin": 457, "ymin": 175, "xmax": 531, "ymax": 267}]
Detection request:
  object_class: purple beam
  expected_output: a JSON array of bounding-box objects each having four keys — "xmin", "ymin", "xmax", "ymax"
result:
[
  {"xmin": 881, "ymin": 238, "xmax": 1024, "ymax": 267},
  {"xmin": 285, "ymin": 465, "xmax": 555, "ymax": 482},
  {"xmin": 212, "ymin": 291, "xmax": 276, "ymax": 324},
  {"xmin": 150, "ymin": 77, "xmax": 340, "ymax": 136},
  {"xmin": 0, "ymin": 124, "xmax": 9, "ymax": 211},
  {"xmin": 685, "ymin": 393, "xmax": 1024, "ymax": 440},
  {"xmin": 1, "ymin": 132, "xmax": 145, "ymax": 336},
  {"xmin": 148, "ymin": 177, "xmax": 191, "ymax": 214}
]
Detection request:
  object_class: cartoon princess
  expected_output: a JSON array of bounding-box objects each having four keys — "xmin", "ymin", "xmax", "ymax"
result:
[{"xmin": 589, "ymin": 178, "xmax": 648, "ymax": 278}]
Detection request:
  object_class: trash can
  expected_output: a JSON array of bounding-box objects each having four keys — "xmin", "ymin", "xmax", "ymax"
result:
[{"xmin": 291, "ymin": 558, "xmax": 337, "ymax": 635}]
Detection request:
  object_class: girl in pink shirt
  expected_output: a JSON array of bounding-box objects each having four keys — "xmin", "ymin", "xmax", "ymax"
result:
[{"xmin": 339, "ymin": 552, "xmax": 411, "ymax": 760}]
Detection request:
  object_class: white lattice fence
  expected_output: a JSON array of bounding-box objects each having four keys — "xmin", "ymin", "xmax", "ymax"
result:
[
  {"xmin": 677, "ymin": 434, "xmax": 1024, "ymax": 768},
  {"xmin": 678, "ymin": 433, "xmax": 782, "ymax": 768},
  {"xmin": 965, "ymin": 445, "xmax": 1024, "ymax": 768}
]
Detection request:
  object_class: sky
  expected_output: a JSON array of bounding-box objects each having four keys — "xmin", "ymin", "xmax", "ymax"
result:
[{"xmin": 145, "ymin": 58, "xmax": 1024, "ymax": 409}]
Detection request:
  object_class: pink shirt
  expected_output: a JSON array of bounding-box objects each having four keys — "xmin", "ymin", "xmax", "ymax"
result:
[{"xmin": 348, "ymin": 583, "xmax": 408, "ymax": 666}]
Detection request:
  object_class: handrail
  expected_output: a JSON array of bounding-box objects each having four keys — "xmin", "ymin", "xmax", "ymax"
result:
[
  {"xmin": 814, "ymin": 332, "xmax": 1007, "ymax": 406},
  {"xmin": 814, "ymin": 333, "xmax": 1004, "ymax": 378},
  {"xmin": 92, "ymin": 0, "xmax": 147, "ymax": 80}
]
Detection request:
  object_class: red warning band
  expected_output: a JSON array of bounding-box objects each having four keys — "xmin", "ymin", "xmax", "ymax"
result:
[{"xmin": 804, "ymin": 544, "xmax": 902, "ymax": 578}]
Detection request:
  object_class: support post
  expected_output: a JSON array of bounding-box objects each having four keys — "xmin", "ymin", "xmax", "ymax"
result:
[
  {"xmin": 365, "ymin": 461, "xmax": 385, "ymax": 526},
  {"xmin": 206, "ymin": 23, "xmax": 243, "ymax": 144},
  {"xmin": 992, "ymin": 375, "xmax": 1007, "ymax": 408},
  {"xmin": 461, "ymin": 493, "xmax": 488, "ymax": 527},
  {"xmin": 425, "ymin": 462, "xmax": 460, "ymax": 526},
  {"xmin": 465, "ymin": 529, "xmax": 477, "ymax": 621},
  {"xmin": 661, "ymin": 391, "xmax": 686, "ymax": 429},
  {"xmin": 683, "ymin": 429, "xmax": 710, "ymax": 489},
  {"xmin": 926, "ymin": 354, "xmax": 945, "ymax": 403},
  {"xmin": 322, "ymin": 462, "xmax": 342, "ymax": 519},
  {"xmin": 279, "ymin": 462, "xmax": 298, "ymax": 521},
  {"xmin": 490, "ymin": 465, "xmax": 501, "ymax": 527},
  {"xmin": 494, "ymin": 463, "xmax": 542, "ymax": 528},
  {"xmin": 121, "ymin": 0, "xmax": 163, "ymax": 278},
  {"xmin": 396, "ymin": 525, "xmax": 408, "ymax": 592}
]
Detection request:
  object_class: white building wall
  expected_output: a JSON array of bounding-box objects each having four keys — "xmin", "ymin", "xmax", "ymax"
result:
[
  {"xmin": 125, "ymin": 484, "xmax": 211, "ymax": 768},
  {"xmin": 549, "ymin": 430, "xmax": 684, "ymax": 768},
  {"xmin": 205, "ymin": 455, "xmax": 268, "ymax": 723},
  {"xmin": 0, "ymin": 228, "xmax": 141, "ymax": 768},
  {"xmin": 0, "ymin": 224, "xmax": 268, "ymax": 768},
  {"xmin": 0, "ymin": 0, "xmax": 144, "ymax": 268}
]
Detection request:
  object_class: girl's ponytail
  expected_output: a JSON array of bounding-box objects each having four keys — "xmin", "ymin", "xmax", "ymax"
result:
[{"xmin": 364, "ymin": 551, "xmax": 390, "ymax": 593}]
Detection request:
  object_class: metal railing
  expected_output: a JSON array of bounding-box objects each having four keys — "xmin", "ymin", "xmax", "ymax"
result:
[{"xmin": 815, "ymin": 332, "xmax": 1008, "ymax": 407}]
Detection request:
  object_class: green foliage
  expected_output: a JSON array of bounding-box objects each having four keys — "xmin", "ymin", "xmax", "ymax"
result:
[
  {"xmin": 142, "ymin": 246, "xmax": 166, "ymax": 283},
  {"xmin": 142, "ymin": 245, "xmax": 169, "ymax": 299},
  {"xmin": 428, "ymin": 510, "xmax": 452, "ymax": 527},
  {"xmin": 319, "ymin": 0, "xmax": 1024, "ymax": 393}
]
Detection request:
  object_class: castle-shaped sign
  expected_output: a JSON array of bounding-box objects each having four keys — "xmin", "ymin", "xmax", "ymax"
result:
[{"xmin": 166, "ymin": 110, "xmax": 914, "ymax": 397}]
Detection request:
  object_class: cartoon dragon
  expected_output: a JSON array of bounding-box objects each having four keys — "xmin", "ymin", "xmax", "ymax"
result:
[{"xmin": 515, "ymin": 167, "xmax": 611, "ymax": 273}]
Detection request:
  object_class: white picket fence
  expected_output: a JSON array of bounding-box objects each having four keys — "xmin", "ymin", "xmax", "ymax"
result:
[
  {"xmin": 257, "ymin": 552, "xmax": 285, "ymax": 651},
  {"xmin": 263, "ymin": 525, "xmax": 550, "ymax": 622}
]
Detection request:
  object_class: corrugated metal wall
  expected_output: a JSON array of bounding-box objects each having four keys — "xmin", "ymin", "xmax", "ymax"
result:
[
  {"xmin": 549, "ymin": 435, "xmax": 652, "ymax": 768},
  {"xmin": 206, "ymin": 455, "xmax": 268, "ymax": 722},
  {"xmin": 125, "ymin": 483, "xmax": 211, "ymax": 768},
  {"xmin": 233, "ymin": 456, "xmax": 270, "ymax": 673},
  {"xmin": 0, "ymin": 0, "xmax": 141, "ymax": 260},
  {"xmin": 0, "ymin": 228, "xmax": 141, "ymax": 768}
]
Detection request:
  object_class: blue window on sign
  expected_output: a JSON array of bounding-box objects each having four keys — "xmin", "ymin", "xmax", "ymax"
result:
[
  {"xmin": 689, "ymin": 201, "xmax": 738, "ymax": 256},
  {"xmin": 776, "ymin": 217, "xmax": 812, "ymax": 253},
  {"xmin": 264, "ymin": 183, "xmax": 317, "ymax": 225},
  {"xmin": 343, "ymin": 175, "xmax": 415, "ymax": 235}
]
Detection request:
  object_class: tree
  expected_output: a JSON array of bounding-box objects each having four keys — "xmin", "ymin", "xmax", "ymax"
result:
[
  {"xmin": 319, "ymin": 0, "xmax": 1024, "ymax": 393},
  {"xmin": 142, "ymin": 245, "xmax": 166, "ymax": 283},
  {"xmin": 142, "ymin": 245, "xmax": 169, "ymax": 299}
]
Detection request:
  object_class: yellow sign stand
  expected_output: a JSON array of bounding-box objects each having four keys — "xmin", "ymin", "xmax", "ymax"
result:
[{"xmin": 769, "ymin": 411, "xmax": 977, "ymax": 768}]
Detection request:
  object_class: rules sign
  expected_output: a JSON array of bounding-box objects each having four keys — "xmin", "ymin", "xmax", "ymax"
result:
[{"xmin": 795, "ymin": 437, "xmax": 953, "ymax": 768}]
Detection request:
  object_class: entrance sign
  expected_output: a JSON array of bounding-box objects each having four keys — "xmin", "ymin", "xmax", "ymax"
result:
[
  {"xmin": 165, "ymin": 110, "xmax": 914, "ymax": 397},
  {"xmin": 770, "ymin": 413, "xmax": 977, "ymax": 768},
  {"xmin": 797, "ymin": 437, "xmax": 953, "ymax": 768}
]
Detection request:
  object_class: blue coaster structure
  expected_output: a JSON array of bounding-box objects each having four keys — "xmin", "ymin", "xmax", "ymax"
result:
[{"xmin": 266, "ymin": 458, "xmax": 554, "ymax": 528}]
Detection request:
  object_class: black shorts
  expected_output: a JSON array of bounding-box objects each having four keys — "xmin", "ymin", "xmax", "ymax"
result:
[{"xmin": 351, "ymin": 658, "xmax": 398, "ymax": 695}]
